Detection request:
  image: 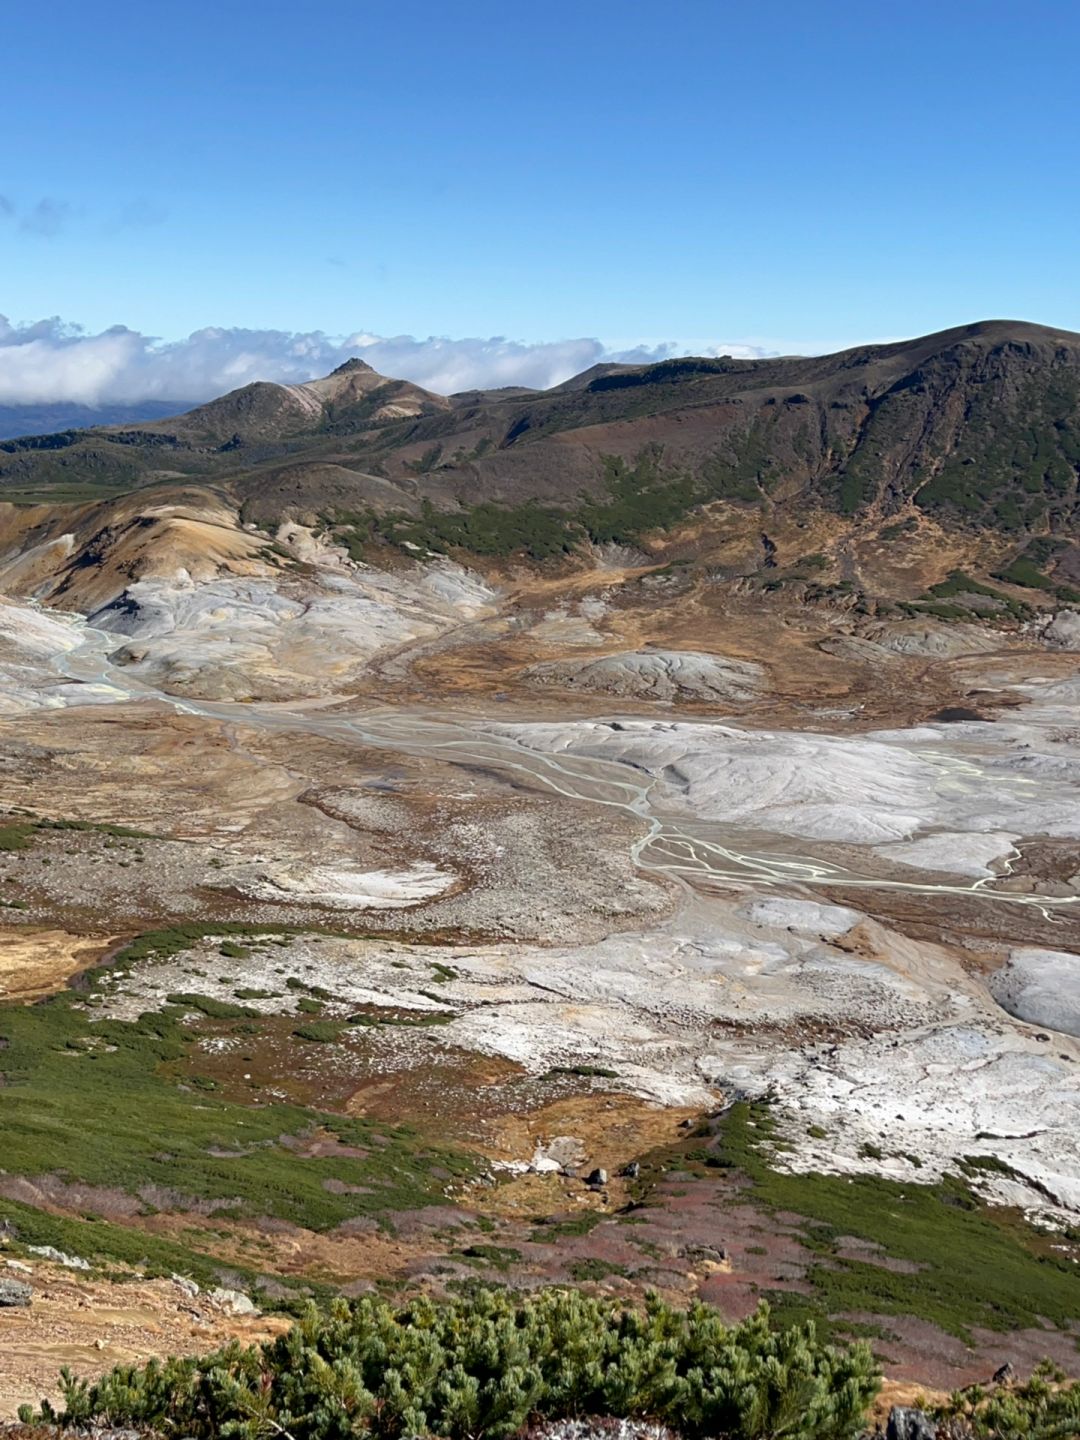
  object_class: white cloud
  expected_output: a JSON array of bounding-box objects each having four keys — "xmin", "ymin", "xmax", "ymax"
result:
[{"xmin": 0, "ymin": 315, "xmax": 777, "ymax": 407}]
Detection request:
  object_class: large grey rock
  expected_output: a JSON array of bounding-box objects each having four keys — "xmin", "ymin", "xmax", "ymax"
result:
[
  {"xmin": 0, "ymin": 1277, "xmax": 31, "ymax": 1307},
  {"xmin": 1040, "ymin": 609, "xmax": 1080, "ymax": 650},
  {"xmin": 991, "ymin": 948, "xmax": 1080, "ymax": 1039},
  {"xmin": 209, "ymin": 1286, "xmax": 258, "ymax": 1315},
  {"xmin": 886, "ymin": 1407, "xmax": 937, "ymax": 1440}
]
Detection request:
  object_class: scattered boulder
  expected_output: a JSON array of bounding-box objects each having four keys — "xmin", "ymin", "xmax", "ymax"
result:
[
  {"xmin": 585, "ymin": 1168, "xmax": 608, "ymax": 1187},
  {"xmin": 686, "ymin": 1244, "xmax": 727, "ymax": 1265},
  {"xmin": 209, "ymin": 1286, "xmax": 258, "ymax": 1315},
  {"xmin": 171, "ymin": 1273, "xmax": 200, "ymax": 1298},
  {"xmin": 0, "ymin": 1277, "xmax": 31, "ymax": 1307},
  {"xmin": 533, "ymin": 1136, "xmax": 587, "ymax": 1174}
]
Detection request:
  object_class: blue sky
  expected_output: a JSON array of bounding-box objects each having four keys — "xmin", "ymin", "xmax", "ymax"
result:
[{"xmin": 2, "ymin": 0, "xmax": 1078, "ymax": 399}]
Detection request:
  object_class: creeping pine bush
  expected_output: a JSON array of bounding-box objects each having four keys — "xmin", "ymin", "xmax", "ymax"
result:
[
  {"xmin": 936, "ymin": 1361, "xmax": 1080, "ymax": 1439},
  {"xmin": 24, "ymin": 1290, "xmax": 879, "ymax": 1440}
]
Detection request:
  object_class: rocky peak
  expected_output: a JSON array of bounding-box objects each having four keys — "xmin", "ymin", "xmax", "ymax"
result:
[{"xmin": 330, "ymin": 358, "xmax": 378, "ymax": 376}]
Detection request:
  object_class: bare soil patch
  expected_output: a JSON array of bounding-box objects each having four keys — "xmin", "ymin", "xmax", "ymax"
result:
[{"xmin": 0, "ymin": 930, "xmax": 117, "ymax": 1002}]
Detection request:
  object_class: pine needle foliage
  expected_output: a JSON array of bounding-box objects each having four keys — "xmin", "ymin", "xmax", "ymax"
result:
[
  {"xmin": 23, "ymin": 1291, "xmax": 879, "ymax": 1440},
  {"xmin": 935, "ymin": 1361, "xmax": 1080, "ymax": 1439}
]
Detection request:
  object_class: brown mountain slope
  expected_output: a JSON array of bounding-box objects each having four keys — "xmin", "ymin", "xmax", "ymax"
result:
[
  {"xmin": 368, "ymin": 318, "xmax": 1080, "ymax": 531},
  {"xmin": 1, "ymin": 320, "xmax": 1077, "ymax": 547}
]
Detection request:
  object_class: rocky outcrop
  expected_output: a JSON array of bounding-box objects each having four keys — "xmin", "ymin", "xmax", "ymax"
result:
[
  {"xmin": 991, "ymin": 948, "xmax": 1080, "ymax": 1038},
  {"xmin": 0, "ymin": 1278, "xmax": 31, "ymax": 1307},
  {"xmin": 1038, "ymin": 609, "xmax": 1080, "ymax": 649},
  {"xmin": 523, "ymin": 649, "xmax": 764, "ymax": 703},
  {"xmin": 857, "ymin": 621, "xmax": 1002, "ymax": 658},
  {"xmin": 885, "ymin": 1409, "xmax": 937, "ymax": 1440}
]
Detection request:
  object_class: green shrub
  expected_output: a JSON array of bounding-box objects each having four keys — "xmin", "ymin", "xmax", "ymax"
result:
[
  {"xmin": 548, "ymin": 1064, "xmax": 621, "ymax": 1079},
  {"xmin": 165, "ymin": 993, "xmax": 259, "ymax": 1020},
  {"xmin": 25, "ymin": 1290, "xmax": 880, "ymax": 1440},
  {"xmin": 457, "ymin": 1243, "xmax": 523, "ymax": 1271},
  {"xmin": 569, "ymin": 1257, "xmax": 628, "ymax": 1281},
  {"xmin": 114, "ymin": 924, "xmax": 291, "ymax": 967},
  {"xmin": 530, "ymin": 1212, "xmax": 605, "ymax": 1242},
  {"xmin": 936, "ymin": 1361, "xmax": 1080, "ymax": 1438},
  {"xmin": 292, "ymin": 1021, "xmax": 346, "ymax": 1043},
  {"xmin": 405, "ymin": 443, "xmax": 444, "ymax": 475}
]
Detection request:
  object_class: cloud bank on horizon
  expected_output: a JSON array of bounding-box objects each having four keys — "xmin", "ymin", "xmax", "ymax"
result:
[{"xmin": 0, "ymin": 315, "xmax": 778, "ymax": 407}]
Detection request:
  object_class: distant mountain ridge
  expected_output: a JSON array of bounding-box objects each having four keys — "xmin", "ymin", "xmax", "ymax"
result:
[
  {"xmin": 1, "ymin": 319, "xmax": 1078, "ymax": 544},
  {"xmin": 0, "ymin": 399, "xmax": 195, "ymax": 440},
  {"xmin": 151, "ymin": 357, "xmax": 450, "ymax": 446}
]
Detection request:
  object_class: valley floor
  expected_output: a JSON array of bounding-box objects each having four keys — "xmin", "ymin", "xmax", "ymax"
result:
[{"xmin": 1, "ymin": 521, "xmax": 1079, "ymax": 1410}]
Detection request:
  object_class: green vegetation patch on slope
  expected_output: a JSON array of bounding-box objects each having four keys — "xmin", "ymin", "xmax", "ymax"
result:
[
  {"xmin": 337, "ymin": 445, "xmax": 770, "ymax": 561},
  {"xmin": 0, "ymin": 812, "xmax": 155, "ymax": 853},
  {"xmin": 0, "ymin": 974, "xmax": 477, "ymax": 1259},
  {"xmin": 923, "ymin": 570, "xmax": 1030, "ymax": 619},
  {"xmin": 383, "ymin": 495, "xmax": 577, "ymax": 560},
  {"xmin": 684, "ymin": 1101, "xmax": 1080, "ymax": 1343},
  {"xmin": 0, "ymin": 1193, "xmax": 265, "ymax": 1293},
  {"xmin": 991, "ymin": 538, "xmax": 1080, "ymax": 601},
  {"xmin": 25, "ymin": 1289, "xmax": 880, "ymax": 1440},
  {"xmin": 108, "ymin": 923, "xmax": 296, "ymax": 969},
  {"xmin": 914, "ymin": 372, "xmax": 1080, "ymax": 530}
]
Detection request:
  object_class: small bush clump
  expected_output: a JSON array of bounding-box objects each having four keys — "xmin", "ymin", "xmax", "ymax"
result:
[
  {"xmin": 164, "ymin": 993, "xmax": 259, "ymax": 1020},
  {"xmin": 292, "ymin": 1021, "xmax": 346, "ymax": 1044}
]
